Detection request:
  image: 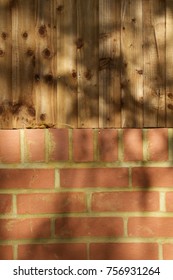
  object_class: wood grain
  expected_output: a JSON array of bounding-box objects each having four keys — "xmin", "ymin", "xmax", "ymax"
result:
[
  {"xmin": 121, "ymin": 0, "xmax": 143, "ymax": 127},
  {"xmin": 56, "ymin": 0, "xmax": 78, "ymax": 128},
  {"xmin": 0, "ymin": 0, "xmax": 170, "ymax": 128},
  {"xmin": 99, "ymin": 0, "xmax": 121, "ymax": 128},
  {"xmin": 143, "ymin": 0, "xmax": 166, "ymax": 127},
  {"xmin": 0, "ymin": 0, "xmax": 12, "ymax": 128},
  {"xmin": 77, "ymin": 0, "xmax": 99, "ymax": 128},
  {"xmin": 166, "ymin": 0, "xmax": 173, "ymax": 127}
]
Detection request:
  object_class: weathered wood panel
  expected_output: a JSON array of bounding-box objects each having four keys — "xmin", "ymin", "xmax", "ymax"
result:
[
  {"xmin": 166, "ymin": 0, "xmax": 173, "ymax": 126},
  {"xmin": 77, "ymin": 0, "xmax": 99, "ymax": 128},
  {"xmin": 0, "ymin": 0, "xmax": 172, "ymax": 128},
  {"xmin": 12, "ymin": 0, "xmax": 36, "ymax": 128},
  {"xmin": 99, "ymin": 0, "xmax": 121, "ymax": 128},
  {"xmin": 57, "ymin": 0, "xmax": 78, "ymax": 128},
  {"xmin": 34, "ymin": 0, "xmax": 57, "ymax": 128},
  {"xmin": 143, "ymin": 0, "xmax": 166, "ymax": 127},
  {"xmin": 0, "ymin": 0, "xmax": 12, "ymax": 128},
  {"xmin": 121, "ymin": 0, "xmax": 143, "ymax": 127}
]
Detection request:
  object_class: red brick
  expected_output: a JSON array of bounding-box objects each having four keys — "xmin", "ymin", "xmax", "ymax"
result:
[
  {"xmin": 166, "ymin": 192, "xmax": 173, "ymax": 212},
  {"xmin": 0, "ymin": 245, "xmax": 13, "ymax": 260},
  {"xmin": 90, "ymin": 243, "xmax": 158, "ymax": 260},
  {"xmin": 92, "ymin": 191, "xmax": 159, "ymax": 212},
  {"xmin": 147, "ymin": 129, "xmax": 168, "ymax": 161},
  {"xmin": 60, "ymin": 168, "xmax": 129, "ymax": 188},
  {"xmin": 17, "ymin": 192, "xmax": 86, "ymax": 214},
  {"xmin": 128, "ymin": 217, "xmax": 173, "ymax": 237},
  {"xmin": 25, "ymin": 129, "xmax": 45, "ymax": 162},
  {"xmin": 18, "ymin": 244, "xmax": 87, "ymax": 260},
  {"xmin": 132, "ymin": 167, "xmax": 173, "ymax": 187},
  {"xmin": 0, "ymin": 218, "xmax": 51, "ymax": 239},
  {"xmin": 49, "ymin": 129, "xmax": 68, "ymax": 161},
  {"xmin": 73, "ymin": 129, "xmax": 93, "ymax": 162},
  {"xmin": 0, "ymin": 194, "xmax": 12, "ymax": 214},
  {"xmin": 0, "ymin": 130, "xmax": 20, "ymax": 163},
  {"xmin": 163, "ymin": 244, "xmax": 173, "ymax": 260},
  {"xmin": 98, "ymin": 129, "xmax": 118, "ymax": 162},
  {"xmin": 123, "ymin": 129, "xmax": 143, "ymax": 161},
  {"xmin": 0, "ymin": 169, "xmax": 54, "ymax": 189},
  {"xmin": 55, "ymin": 217, "xmax": 123, "ymax": 237}
]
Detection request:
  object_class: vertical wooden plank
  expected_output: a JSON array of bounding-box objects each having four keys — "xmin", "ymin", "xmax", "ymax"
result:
[
  {"xmin": 11, "ymin": 0, "xmax": 19, "ymax": 108},
  {"xmin": 11, "ymin": 0, "xmax": 36, "ymax": 128},
  {"xmin": 121, "ymin": 0, "xmax": 143, "ymax": 127},
  {"xmin": 77, "ymin": 0, "xmax": 99, "ymax": 128},
  {"xmin": 0, "ymin": 0, "xmax": 12, "ymax": 128},
  {"xmin": 99, "ymin": 0, "xmax": 121, "ymax": 128},
  {"xmin": 166, "ymin": 0, "xmax": 173, "ymax": 127},
  {"xmin": 56, "ymin": 0, "xmax": 78, "ymax": 128},
  {"xmin": 143, "ymin": 0, "xmax": 166, "ymax": 127},
  {"xmin": 35, "ymin": 0, "xmax": 57, "ymax": 128}
]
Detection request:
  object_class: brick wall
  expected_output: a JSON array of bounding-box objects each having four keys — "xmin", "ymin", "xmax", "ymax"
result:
[{"xmin": 0, "ymin": 128, "xmax": 173, "ymax": 260}]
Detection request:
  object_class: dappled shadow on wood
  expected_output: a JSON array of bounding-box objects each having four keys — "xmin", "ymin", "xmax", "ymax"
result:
[{"xmin": 0, "ymin": 0, "xmax": 173, "ymax": 128}]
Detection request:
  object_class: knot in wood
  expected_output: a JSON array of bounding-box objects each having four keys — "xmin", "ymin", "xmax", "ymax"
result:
[
  {"xmin": 42, "ymin": 48, "xmax": 51, "ymax": 58},
  {"xmin": 26, "ymin": 49, "xmax": 34, "ymax": 57},
  {"xmin": 39, "ymin": 25, "xmax": 47, "ymax": 37},
  {"xmin": 72, "ymin": 70, "xmax": 77, "ymax": 79},
  {"xmin": 22, "ymin": 32, "xmax": 28, "ymax": 39},
  {"xmin": 136, "ymin": 69, "xmax": 143, "ymax": 75}
]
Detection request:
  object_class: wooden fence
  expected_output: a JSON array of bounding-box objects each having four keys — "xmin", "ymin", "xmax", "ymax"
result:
[{"xmin": 0, "ymin": 0, "xmax": 173, "ymax": 128}]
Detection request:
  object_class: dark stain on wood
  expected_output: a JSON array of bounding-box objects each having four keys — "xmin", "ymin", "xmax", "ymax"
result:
[
  {"xmin": 76, "ymin": 38, "xmax": 84, "ymax": 49},
  {"xmin": 0, "ymin": 105, "xmax": 4, "ymax": 115},
  {"xmin": 10, "ymin": 102, "xmax": 21, "ymax": 115},
  {"xmin": 27, "ymin": 106, "xmax": 36, "ymax": 117},
  {"xmin": 1, "ymin": 32, "xmax": 8, "ymax": 40},
  {"xmin": 32, "ymin": 56, "xmax": 36, "ymax": 67},
  {"xmin": 35, "ymin": 74, "xmax": 40, "ymax": 82},
  {"xmin": 168, "ymin": 93, "xmax": 173, "ymax": 99},
  {"xmin": 84, "ymin": 70, "xmax": 92, "ymax": 80},
  {"xmin": 44, "ymin": 74, "xmax": 54, "ymax": 84},
  {"xmin": 40, "ymin": 113, "xmax": 46, "ymax": 121},
  {"xmin": 168, "ymin": 104, "xmax": 173, "ymax": 110},
  {"xmin": 0, "ymin": 49, "xmax": 5, "ymax": 57},
  {"xmin": 99, "ymin": 57, "xmax": 113, "ymax": 70},
  {"xmin": 57, "ymin": 5, "xmax": 64, "ymax": 13},
  {"xmin": 136, "ymin": 69, "xmax": 143, "ymax": 75}
]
